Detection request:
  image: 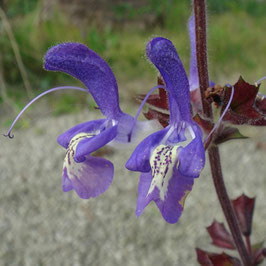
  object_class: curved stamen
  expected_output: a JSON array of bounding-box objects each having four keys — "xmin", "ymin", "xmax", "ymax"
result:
[
  {"xmin": 3, "ymin": 86, "xmax": 89, "ymax": 139},
  {"xmin": 204, "ymin": 85, "xmax": 235, "ymax": 145},
  {"xmin": 127, "ymin": 84, "xmax": 166, "ymax": 142},
  {"xmin": 255, "ymin": 76, "xmax": 266, "ymax": 87}
]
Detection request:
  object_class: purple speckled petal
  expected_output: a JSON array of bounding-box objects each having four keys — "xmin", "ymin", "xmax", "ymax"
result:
[
  {"xmin": 74, "ymin": 124, "xmax": 117, "ymax": 162},
  {"xmin": 44, "ymin": 43, "xmax": 123, "ymax": 119},
  {"xmin": 62, "ymin": 156, "xmax": 114, "ymax": 199},
  {"xmin": 146, "ymin": 37, "xmax": 191, "ymax": 122},
  {"xmin": 178, "ymin": 124, "xmax": 205, "ymax": 178},
  {"xmin": 57, "ymin": 119, "xmax": 105, "ymax": 148},
  {"xmin": 188, "ymin": 15, "xmax": 199, "ymax": 92},
  {"xmin": 136, "ymin": 169, "xmax": 194, "ymax": 224},
  {"xmin": 125, "ymin": 127, "xmax": 169, "ymax": 172}
]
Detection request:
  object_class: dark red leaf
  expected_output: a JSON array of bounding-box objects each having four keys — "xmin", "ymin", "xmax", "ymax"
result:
[
  {"xmin": 222, "ymin": 110, "xmax": 266, "ymax": 126},
  {"xmin": 196, "ymin": 249, "xmax": 241, "ymax": 266},
  {"xmin": 231, "ymin": 194, "xmax": 256, "ymax": 237},
  {"xmin": 210, "ymin": 253, "xmax": 241, "ymax": 266},
  {"xmin": 222, "ymin": 76, "xmax": 266, "ymax": 126},
  {"xmin": 207, "ymin": 220, "xmax": 235, "ymax": 249},
  {"xmin": 196, "ymin": 248, "xmax": 213, "ymax": 266}
]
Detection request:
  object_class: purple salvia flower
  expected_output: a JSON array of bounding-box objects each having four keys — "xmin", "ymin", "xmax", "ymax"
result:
[
  {"xmin": 126, "ymin": 37, "xmax": 205, "ymax": 224},
  {"xmin": 44, "ymin": 43, "xmax": 133, "ymax": 199},
  {"xmin": 43, "ymin": 43, "xmax": 160, "ymax": 199}
]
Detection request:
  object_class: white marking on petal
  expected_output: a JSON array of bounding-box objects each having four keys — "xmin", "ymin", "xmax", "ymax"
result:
[
  {"xmin": 111, "ymin": 119, "xmax": 117, "ymax": 126},
  {"xmin": 63, "ymin": 132, "xmax": 99, "ymax": 181},
  {"xmin": 147, "ymin": 125, "xmax": 198, "ymax": 200},
  {"xmin": 187, "ymin": 125, "xmax": 195, "ymax": 140},
  {"xmin": 148, "ymin": 144, "xmax": 179, "ymax": 200}
]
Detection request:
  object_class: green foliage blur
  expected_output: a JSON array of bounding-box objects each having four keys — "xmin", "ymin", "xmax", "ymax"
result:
[{"xmin": 1, "ymin": 0, "xmax": 265, "ymax": 114}]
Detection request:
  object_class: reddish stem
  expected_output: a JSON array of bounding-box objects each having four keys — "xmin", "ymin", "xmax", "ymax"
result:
[
  {"xmin": 193, "ymin": 1, "xmax": 252, "ymax": 265},
  {"xmin": 208, "ymin": 147, "xmax": 252, "ymax": 266},
  {"xmin": 245, "ymin": 236, "xmax": 252, "ymax": 255},
  {"xmin": 194, "ymin": 0, "xmax": 212, "ymax": 118}
]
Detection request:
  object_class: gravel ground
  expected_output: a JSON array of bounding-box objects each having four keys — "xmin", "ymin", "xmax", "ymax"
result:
[{"xmin": 0, "ymin": 108, "xmax": 265, "ymax": 266}]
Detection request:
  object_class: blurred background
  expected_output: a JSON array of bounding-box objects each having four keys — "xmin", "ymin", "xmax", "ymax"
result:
[{"xmin": 0, "ymin": 0, "xmax": 265, "ymax": 265}]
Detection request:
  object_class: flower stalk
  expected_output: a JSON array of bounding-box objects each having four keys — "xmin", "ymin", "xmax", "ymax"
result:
[{"xmin": 193, "ymin": 0, "xmax": 252, "ymax": 265}]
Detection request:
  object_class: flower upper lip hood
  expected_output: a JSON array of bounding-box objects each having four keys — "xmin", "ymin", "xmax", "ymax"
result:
[
  {"xmin": 146, "ymin": 37, "xmax": 191, "ymax": 123},
  {"xmin": 126, "ymin": 37, "xmax": 205, "ymax": 223},
  {"xmin": 44, "ymin": 42, "xmax": 123, "ymax": 120}
]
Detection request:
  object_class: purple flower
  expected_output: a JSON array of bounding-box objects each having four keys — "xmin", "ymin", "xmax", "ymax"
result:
[
  {"xmin": 40, "ymin": 42, "xmax": 155, "ymax": 199},
  {"xmin": 126, "ymin": 37, "xmax": 205, "ymax": 224}
]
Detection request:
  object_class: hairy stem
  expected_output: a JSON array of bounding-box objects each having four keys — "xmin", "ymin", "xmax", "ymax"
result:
[
  {"xmin": 193, "ymin": 0, "xmax": 211, "ymax": 118},
  {"xmin": 245, "ymin": 236, "xmax": 252, "ymax": 255},
  {"xmin": 193, "ymin": 1, "xmax": 252, "ymax": 265}
]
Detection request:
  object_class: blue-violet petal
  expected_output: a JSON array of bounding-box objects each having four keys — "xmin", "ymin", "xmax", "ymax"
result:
[{"xmin": 44, "ymin": 43, "xmax": 122, "ymax": 119}]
